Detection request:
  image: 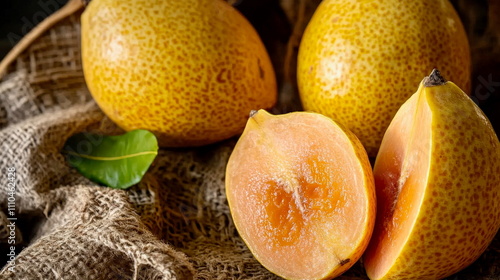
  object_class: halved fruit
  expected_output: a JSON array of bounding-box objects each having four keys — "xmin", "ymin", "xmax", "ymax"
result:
[
  {"xmin": 226, "ymin": 110, "xmax": 376, "ymax": 280},
  {"xmin": 364, "ymin": 69, "xmax": 500, "ymax": 280}
]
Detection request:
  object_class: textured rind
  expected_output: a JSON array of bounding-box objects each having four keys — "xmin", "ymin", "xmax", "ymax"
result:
[
  {"xmin": 81, "ymin": 0, "xmax": 277, "ymax": 147},
  {"xmin": 297, "ymin": 0, "xmax": 471, "ymax": 156},
  {"xmin": 226, "ymin": 110, "xmax": 376, "ymax": 280},
  {"xmin": 370, "ymin": 82, "xmax": 500, "ymax": 280},
  {"xmin": 334, "ymin": 117, "xmax": 377, "ymax": 277}
]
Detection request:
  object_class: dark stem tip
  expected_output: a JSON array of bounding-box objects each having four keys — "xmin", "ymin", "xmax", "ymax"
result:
[
  {"xmin": 249, "ymin": 110, "xmax": 258, "ymax": 118},
  {"xmin": 424, "ymin": 68, "xmax": 447, "ymax": 87}
]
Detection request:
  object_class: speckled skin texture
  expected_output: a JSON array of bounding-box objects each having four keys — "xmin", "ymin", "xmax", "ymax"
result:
[
  {"xmin": 226, "ymin": 110, "xmax": 376, "ymax": 280},
  {"xmin": 297, "ymin": 0, "xmax": 470, "ymax": 157},
  {"xmin": 364, "ymin": 75, "xmax": 500, "ymax": 280},
  {"xmin": 81, "ymin": 0, "xmax": 276, "ymax": 147}
]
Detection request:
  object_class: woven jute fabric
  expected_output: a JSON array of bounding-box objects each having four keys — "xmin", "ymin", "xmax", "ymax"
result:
[
  {"xmin": 0, "ymin": 2, "xmax": 498, "ymax": 280},
  {"xmin": 0, "ymin": 10, "xmax": 285, "ymax": 280}
]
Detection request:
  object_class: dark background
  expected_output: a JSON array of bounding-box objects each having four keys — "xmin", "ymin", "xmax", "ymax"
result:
[{"xmin": 0, "ymin": 0, "xmax": 69, "ymax": 59}]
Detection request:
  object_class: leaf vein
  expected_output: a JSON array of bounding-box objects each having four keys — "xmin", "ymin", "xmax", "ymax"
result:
[{"xmin": 64, "ymin": 150, "xmax": 158, "ymax": 161}]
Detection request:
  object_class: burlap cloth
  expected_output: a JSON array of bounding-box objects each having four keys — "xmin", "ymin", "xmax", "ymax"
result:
[
  {"xmin": 0, "ymin": 4, "xmax": 310, "ymax": 280},
  {"xmin": 0, "ymin": 2, "xmax": 498, "ymax": 280}
]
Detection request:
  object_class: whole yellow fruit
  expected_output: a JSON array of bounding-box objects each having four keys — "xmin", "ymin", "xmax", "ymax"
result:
[
  {"xmin": 297, "ymin": 0, "xmax": 470, "ymax": 156},
  {"xmin": 81, "ymin": 0, "xmax": 277, "ymax": 147}
]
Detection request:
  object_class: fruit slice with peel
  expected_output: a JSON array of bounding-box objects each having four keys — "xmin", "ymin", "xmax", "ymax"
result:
[
  {"xmin": 364, "ymin": 69, "xmax": 500, "ymax": 280},
  {"xmin": 226, "ymin": 109, "xmax": 376, "ymax": 280}
]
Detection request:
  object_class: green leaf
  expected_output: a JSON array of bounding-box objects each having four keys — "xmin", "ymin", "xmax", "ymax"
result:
[{"xmin": 62, "ymin": 129, "xmax": 158, "ymax": 189}]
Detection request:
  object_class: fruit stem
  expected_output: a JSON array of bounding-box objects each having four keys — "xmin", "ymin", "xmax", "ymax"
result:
[{"xmin": 424, "ymin": 69, "xmax": 447, "ymax": 87}]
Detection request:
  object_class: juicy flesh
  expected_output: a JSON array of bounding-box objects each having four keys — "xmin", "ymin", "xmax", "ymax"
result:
[
  {"xmin": 262, "ymin": 157, "xmax": 349, "ymax": 248},
  {"xmin": 364, "ymin": 88, "xmax": 432, "ymax": 279},
  {"xmin": 229, "ymin": 114, "xmax": 369, "ymax": 280}
]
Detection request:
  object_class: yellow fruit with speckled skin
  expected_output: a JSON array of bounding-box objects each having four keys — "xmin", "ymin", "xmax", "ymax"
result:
[
  {"xmin": 81, "ymin": 0, "xmax": 276, "ymax": 147},
  {"xmin": 364, "ymin": 70, "xmax": 500, "ymax": 280},
  {"xmin": 297, "ymin": 0, "xmax": 470, "ymax": 156}
]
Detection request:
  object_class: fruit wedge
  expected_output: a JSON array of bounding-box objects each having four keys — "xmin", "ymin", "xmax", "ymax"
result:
[
  {"xmin": 364, "ymin": 69, "xmax": 500, "ymax": 280},
  {"xmin": 226, "ymin": 110, "xmax": 376, "ymax": 280}
]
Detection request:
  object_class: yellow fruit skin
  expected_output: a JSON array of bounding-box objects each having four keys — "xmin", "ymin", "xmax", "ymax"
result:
[
  {"xmin": 81, "ymin": 0, "xmax": 276, "ymax": 147},
  {"xmin": 365, "ymin": 76, "xmax": 500, "ymax": 279},
  {"xmin": 297, "ymin": 0, "xmax": 470, "ymax": 156}
]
